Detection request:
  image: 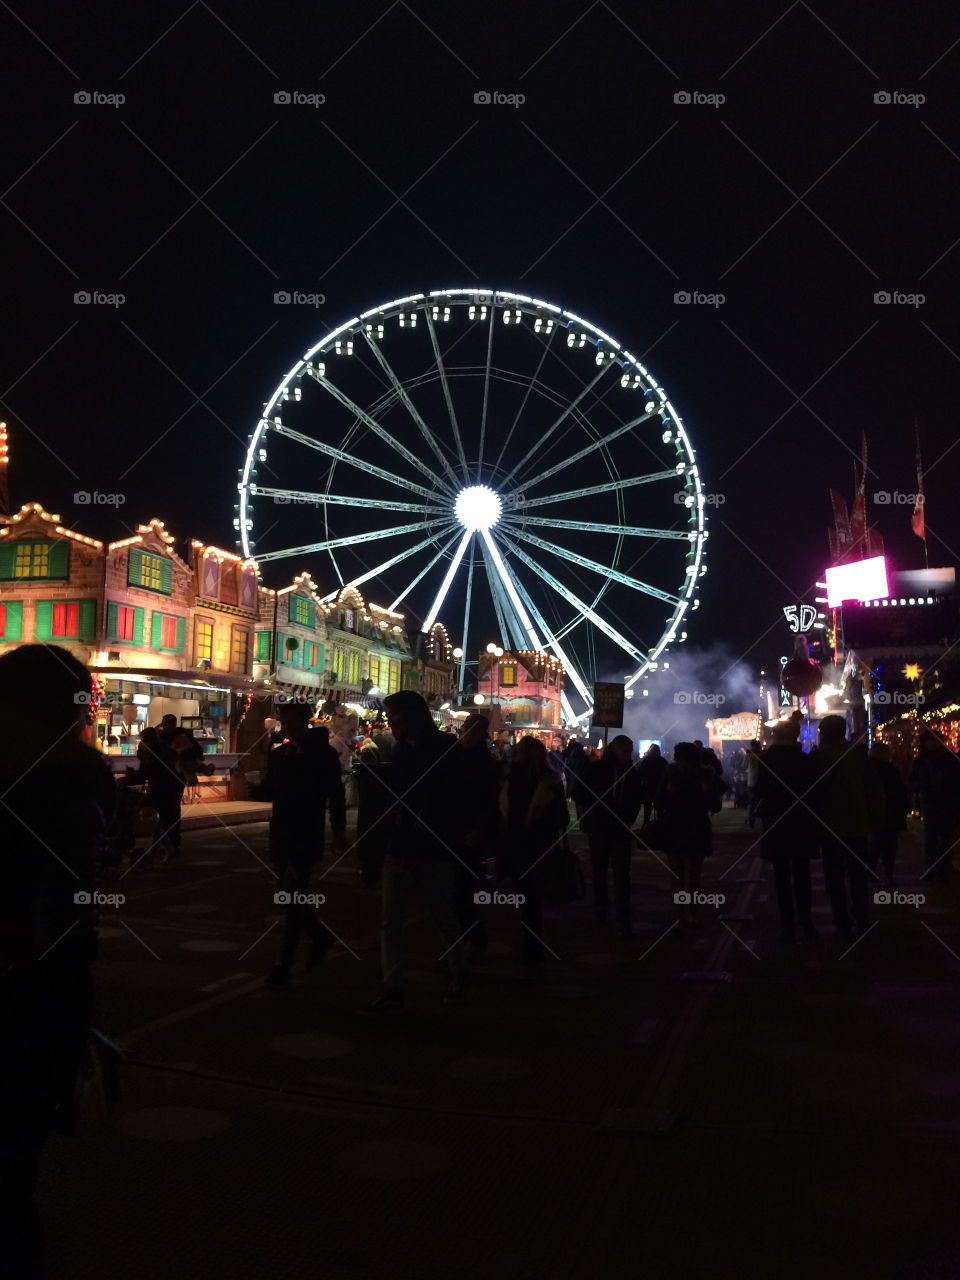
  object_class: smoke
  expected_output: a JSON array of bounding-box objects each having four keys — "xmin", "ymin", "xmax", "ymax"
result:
[{"xmin": 611, "ymin": 645, "xmax": 759, "ymax": 759}]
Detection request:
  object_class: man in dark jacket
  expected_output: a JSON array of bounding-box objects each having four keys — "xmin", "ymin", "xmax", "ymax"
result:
[
  {"xmin": 259, "ymin": 704, "xmax": 346, "ymax": 987},
  {"xmin": 908, "ymin": 731, "xmax": 960, "ymax": 882},
  {"xmin": 756, "ymin": 720, "xmax": 819, "ymax": 944},
  {"xmin": 363, "ymin": 691, "xmax": 466, "ymax": 1012},
  {"xmin": 869, "ymin": 742, "xmax": 909, "ymax": 889},
  {"xmin": 811, "ymin": 716, "xmax": 884, "ymax": 940},
  {"xmin": 0, "ymin": 645, "xmax": 116, "ymax": 1277},
  {"xmin": 581, "ymin": 735, "xmax": 645, "ymax": 935}
]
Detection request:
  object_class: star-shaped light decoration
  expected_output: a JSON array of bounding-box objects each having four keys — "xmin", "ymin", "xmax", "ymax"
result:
[{"xmin": 902, "ymin": 663, "xmax": 922, "ymax": 681}]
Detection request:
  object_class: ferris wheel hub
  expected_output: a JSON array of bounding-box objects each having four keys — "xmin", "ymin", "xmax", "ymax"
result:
[{"xmin": 455, "ymin": 484, "xmax": 502, "ymax": 531}]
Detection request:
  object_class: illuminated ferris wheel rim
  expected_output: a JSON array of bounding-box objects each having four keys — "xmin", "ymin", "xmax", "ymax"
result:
[{"xmin": 237, "ymin": 288, "xmax": 708, "ymax": 723}]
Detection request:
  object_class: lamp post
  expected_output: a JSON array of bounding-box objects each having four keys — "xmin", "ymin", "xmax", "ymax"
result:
[{"xmin": 486, "ymin": 642, "xmax": 504, "ymax": 732}]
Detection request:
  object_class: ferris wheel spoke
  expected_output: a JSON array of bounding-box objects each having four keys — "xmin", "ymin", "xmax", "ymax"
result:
[
  {"xmin": 500, "ymin": 362, "xmax": 617, "ymax": 488},
  {"xmin": 251, "ymin": 486, "xmax": 446, "ymax": 515},
  {"xmin": 421, "ymin": 528, "xmax": 474, "ymax": 632},
  {"xmin": 491, "ymin": 324, "xmax": 554, "ymax": 475},
  {"xmin": 508, "ymin": 470, "xmax": 678, "ymax": 509},
  {"xmin": 495, "ymin": 529, "xmax": 648, "ymax": 664},
  {"xmin": 478, "ymin": 528, "xmax": 541, "ymax": 649},
  {"xmin": 517, "ymin": 408, "xmax": 658, "ymax": 492},
  {"xmin": 388, "ymin": 528, "xmax": 462, "ymax": 610},
  {"xmin": 503, "ymin": 514, "xmax": 689, "ymax": 540},
  {"xmin": 311, "ymin": 374, "xmax": 455, "ymax": 493},
  {"xmin": 425, "ymin": 310, "xmax": 470, "ymax": 484},
  {"xmin": 270, "ymin": 424, "xmax": 440, "ymax": 502},
  {"xmin": 320, "ymin": 523, "xmax": 459, "ymax": 602},
  {"xmin": 457, "ymin": 538, "xmax": 476, "ymax": 695},
  {"xmin": 508, "ymin": 527, "xmax": 682, "ymax": 606},
  {"xmin": 361, "ymin": 330, "xmax": 461, "ymax": 487},
  {"xmin": 477, "ymin": 308, "xmax": 496, "ymax": 477},
  {"xmin": 480, "ymin": 536, "xmax": 526, "ymax": 650},
  {"xmin": 255, "ymin": 519, "xmax": 446, "ymax": 564},
  {"xmin": 499, "ymin": 553, "xmax": 593, "ymax": 712}
]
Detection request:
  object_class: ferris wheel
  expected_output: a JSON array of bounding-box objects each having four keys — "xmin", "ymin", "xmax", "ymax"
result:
[{"xmin": 236, "ymin": 288, "xmax": 708, "ymax": 725}]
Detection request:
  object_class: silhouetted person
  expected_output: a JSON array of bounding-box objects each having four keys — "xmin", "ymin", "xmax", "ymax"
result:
[
  {"xmin": 756, "ymin": 720, "xmax": 819, "ymax": 944},
  {"xmin": 259, "ymin": 708, "xmax": 346, "ymax": 987},
  {"xmin": 638, "ymin": 742, "xmax": 667, "ymax": 825},
  {"xmin": 363, "ymin": 691, "xmax": 465, "ymax": 1012},
  {"xmin": 500, "ymin": 736, "xmax": 569, "ymax": 979},
  {"xmin": 745, "ymin": 740, "xmax": 763, "ymax": 828},
  {"xmin": 140, "ymin": 713, "xmax": 200, "ymax": 855},
  {"xmin": 455, "ymin": 713, "xmax": 499, "ymax": 957},
  {"xmin": 0, "ymin": 645, "xmax": 116, "ymax": 1277},
  {"xmin": 811, "ymin": 715, "xmax": 884, "ymax": 941},
  {"xmin": 868, "ymin": 742, "xmax": 909, "ymax": 889},
  {"xmin": 908, "ymin": 731, "xmax": 960, "ymax": 883},
  {"xmin": 562, "ymin": 738, "xmax": 590, "ymax": 821},
  {"xmin": 658, "ymin": 742, "xmax": 720, "ymax": 927},
  {"xmin": 581, "ymin": 735, "xmax": 644, "ymax": 936}
]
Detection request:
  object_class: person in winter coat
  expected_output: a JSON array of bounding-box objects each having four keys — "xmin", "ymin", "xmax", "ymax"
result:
[
  {"xmin": 258, "ymin": 710, "xmax": 347, "ymax": 987},
  {"xmin": 908, "ymin": 731, "xmax": 960, "ymax": 883},
  {"xmin": 638, "ymin": 743, "xmax": 668, "ymax": 825},
  {"xmin": 868, "ymin": 742, "xmax": 909, "ymax": 889},
  {"xmin": 745, "ymin": 740, "xmax": 763, "ymax": 828},
  {"xmin": 363, "ymin": 691, "xmax": 466, "ymax": 1013},
  {"xmin": 755, "ymin": 721, "xmax": 819, "ymax": 944},
  {"xmin": 561, "ymin": 738, "xmax": 591, "ymax": 821},
  {"xmin": 581, "ymin": 735, "xmax": 645, "ymax": 936},
  {"xmin": 657, "ymin": 742, "xmax": 721, "ymax": 926},
  {"xmin": 810, "ymin": 716, "xmax": 884, "ymax": 940},
  {"xmin": 0, "ymin": 645, "xmax": 116, "ymax": 1278},
  {"xmin": 500, "ymin": 735, "xmax": 570, "ymax": 978},
  {"xmin": 454, "ymin": 713, "xmax": 500, "ymax": 956}
]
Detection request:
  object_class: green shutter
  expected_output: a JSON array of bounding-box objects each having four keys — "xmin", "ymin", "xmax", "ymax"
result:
[
  {"xmin": 127, "ymin": 547, "xmax": 143, "ymax": 586},
  {"xmin": 107, "ymin": 601, "xmax": 120, "ymax": 641},
  {"xmin": 47, "ymin": 541, "xmax": 69, "ymax": 579},
  {"xmin": 0, "ymin": 544, "xmax": 16, "ymax": 580},
  {"xmin": 159, "ymin": 557, "xmax": 172, "ymax": 594},
  {"xmin": 151, "ymin": 612, "xmax": 162, "ymax": 649},
  {"xmin": 174, "ymin": 616, "xmax": 185, "ymax": 654},
  {"xmin": 133, "ymin": 607, "xmax": 144, "ymax": 646},
  {"xmin": 255, "ymin": 630, "xmax": 271, "ymax": 660},
  {"xmin": 1, "ymin": 600, "xmax": 22, "ymax": 641},
  {"xmin": 78, "ymin": 598, "xmax": 96, "ymax": 642},
  {"xmin": 34, "ymin": 600, "xmax": 53, "ymax": 640}
]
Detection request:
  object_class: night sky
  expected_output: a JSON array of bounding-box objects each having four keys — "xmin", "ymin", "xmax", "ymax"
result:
[{"xmin": 3, "ymin": 0, "xmax": 959, "ymax": 685}]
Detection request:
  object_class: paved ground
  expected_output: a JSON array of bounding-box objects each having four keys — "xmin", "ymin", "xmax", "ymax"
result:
[{"xmin": 38, "ymin": 804, "xmax": 960, "ymax": 1280}]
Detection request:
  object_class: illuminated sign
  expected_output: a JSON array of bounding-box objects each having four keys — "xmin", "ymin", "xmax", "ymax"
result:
[
  {"xmin": 824, "ymin": 555, "xmax": 889, "ymax": 608},
  {"xmin": 783, "ymin": 604, "xmax": 817, "ymax": 633}
]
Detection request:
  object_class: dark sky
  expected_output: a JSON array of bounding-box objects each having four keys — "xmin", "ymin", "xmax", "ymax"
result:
[{"xmin": 3, "ymin": 0, "xmax": 959, "ymax": 687}]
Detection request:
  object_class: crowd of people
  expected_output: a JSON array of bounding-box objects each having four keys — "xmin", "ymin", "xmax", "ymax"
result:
[{"xmin": 4, "ymin": 643, "xmax": 960, "ymax": 1274}]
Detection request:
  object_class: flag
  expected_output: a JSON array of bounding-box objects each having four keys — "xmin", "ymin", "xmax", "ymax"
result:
[
  {"xmin": 912, "ymin": 419, "xmax": 925, "ymax": 540},
  {"xmin": 828, "ymin": 490, "xmax": 850, "ymax": 563},
  {"xmin": 848, "ymin": 432, "xmax": 868, "ymax": 557}
]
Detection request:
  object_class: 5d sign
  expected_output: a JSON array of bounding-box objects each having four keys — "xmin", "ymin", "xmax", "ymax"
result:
[{"xmin": 782, "ymin": 604, "xmax": 817, "ymax": 634}]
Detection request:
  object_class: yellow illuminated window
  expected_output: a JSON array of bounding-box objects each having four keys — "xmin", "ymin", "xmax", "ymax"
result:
[
  {"xmin": 15, "ymin": 543, "xmax": 49, "ymax": 578},
  {"xmin": 196, "ymin": 621, "xmax": 214, "ymax": 663}
]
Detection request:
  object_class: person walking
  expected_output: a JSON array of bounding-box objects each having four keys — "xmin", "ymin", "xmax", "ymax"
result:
[
  {"xmin": 868, "ymin": 742, "xmax": 909, "ymax": 889},
  {"xmin": 638, "ymin": 742, "xmax": 667, "ymax": 825},
  {"xmin": 562, "ymin": 738, "xmax": 591, "ymax": 824},
  {"xmin": 658, "ymin": 742, "xmax": 721, "ymax": 927},
  {"xmin": 363, "ymin": 691, "xmax": 466, "ymax": 1012},
  {"xmin": 259, "ymin": 706, "xmax": 347, "ymax": 987},
  {"xmin": 138, "ymin": 717, "xmax": 189, "ymax": 857},
  {"xmin": 454, "ymin": 713, "xmax": 500, "ymax": 958},
  {"xmin": 755, "ymin": 721, "xmax": 819, "ymax": 945},
  {"xmin": 499, "ymin": 736, "xmax": 569, "ymax": 979},
  {"xmin": 745, "ymin": 739, "xmax": 763, "ymax": 828},
  {"xmin": 908, "ymin": 731, "xmax": 960, "ymax": 883},
  {"xmin": 581, "ymin": 735, "xmax": 645, "ymax": 936},
  {"xmin": 0, "ymin": 645, "xmax": 116, "ymax": 1278},
  {"xmin": 811, "ymin": 716, "xmax": 884, "ymax": 941}
]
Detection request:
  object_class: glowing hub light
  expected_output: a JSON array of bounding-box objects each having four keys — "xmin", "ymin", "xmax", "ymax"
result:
[
  {"xmin": 455, "ymin": 485, "xmax": 502, "ymax": 531},
  {"xmin": 824, "ymin": 555, "xmax": 889, "ymax": 608}
]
